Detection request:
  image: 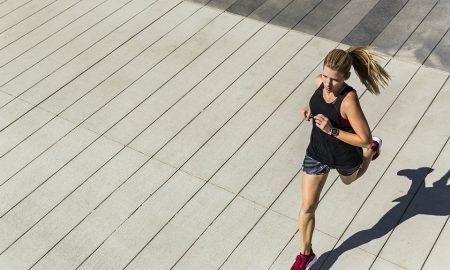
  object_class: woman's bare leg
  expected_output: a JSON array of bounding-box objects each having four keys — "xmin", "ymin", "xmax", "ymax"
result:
[{"xmin": 299, "ymin": 172, "xmax": 328, "ymax": 254}]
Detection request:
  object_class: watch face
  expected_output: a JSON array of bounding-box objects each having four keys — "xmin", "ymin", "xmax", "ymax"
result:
[{"xmin": 331, "ymin": 128, "xmax": 339, "ymax": 136}]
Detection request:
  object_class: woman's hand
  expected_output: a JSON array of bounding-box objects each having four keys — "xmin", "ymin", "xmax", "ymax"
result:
[
  {"xmin": 301, "ymin": 106, "xmax": 312, "ymax": 121},
  {"xmin": 314, "ymin": 114, "xmax": 333, "ymax": 133}
]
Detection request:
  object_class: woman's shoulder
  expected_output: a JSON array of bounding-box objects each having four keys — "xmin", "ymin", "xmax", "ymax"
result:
[
  {"xmin": 341, "ymin": 88, "xmax": 360, "ymax": 108},
  {"xmin": 343, "ymin": 84, "xmax": 356, "ymax": 94}
]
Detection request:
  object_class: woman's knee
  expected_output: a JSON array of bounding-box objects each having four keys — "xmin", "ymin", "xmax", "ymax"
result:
[
  {"xmin": 300, "ymin": 202, "xmax": 318, "ymax": 215},
  {"xmin": 340, "ymin": 175, "xmax": 354, "ymax": 185},
  {"xmin": 338, "ymin": 166, "xmax": 361, "ymax": 185},
  {"xmin": 340, "ymin": 173, "xmax": 360, "ymax": 185},
  {"xmin": 339, "ymin": 168, "xmax": 360, "ymax": 185}
]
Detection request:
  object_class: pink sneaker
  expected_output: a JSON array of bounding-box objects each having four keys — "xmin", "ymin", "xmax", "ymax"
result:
[
  {"xmin": 291, "ymin": 250, "xmax": 317, "ymax": 270},
  {"xmin": 371, "ymin": 137, "xmax": 382, "ymax": 160}
]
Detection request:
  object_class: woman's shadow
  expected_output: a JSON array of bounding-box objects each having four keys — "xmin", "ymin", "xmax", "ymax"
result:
[{"xmin": 311, "ymin": 167, "xmax": 450, "ymax": 269}]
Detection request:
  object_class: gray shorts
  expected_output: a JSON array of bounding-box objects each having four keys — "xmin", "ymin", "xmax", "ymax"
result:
[{"xmin": 302, "ymin": 155, "xmax": 361, "ymax": 176}]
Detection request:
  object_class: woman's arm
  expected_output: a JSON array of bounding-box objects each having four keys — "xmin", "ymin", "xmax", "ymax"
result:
[
  {"xmin": 301, "ymin": 74, "xmax": 322, "ymax": 121},
  {"xmin": 337, "ymin": 92, "xmax": 372, "ymax": 147},
  {"xmin": 314, "ymin": 91, "xmax": 372, "ymax": 148}
]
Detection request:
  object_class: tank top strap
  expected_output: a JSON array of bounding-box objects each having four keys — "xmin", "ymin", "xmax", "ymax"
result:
[
  {"xmin": 334, "ymin": 85, "xmax": 354, "ymax": 111},
  {"xmin": 315, "ymin": 83, "xmax": 324, "ymax": 95}
]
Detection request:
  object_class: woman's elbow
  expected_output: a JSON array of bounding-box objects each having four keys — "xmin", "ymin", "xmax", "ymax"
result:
[{"xmin": 361, "ymin": 137, "xmax": 372, "ymax": 148}]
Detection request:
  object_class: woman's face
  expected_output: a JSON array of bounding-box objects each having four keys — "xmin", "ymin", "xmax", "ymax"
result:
[{"xmin": 322, "ymin": 66, "xmax": 348, "ymax": 94}]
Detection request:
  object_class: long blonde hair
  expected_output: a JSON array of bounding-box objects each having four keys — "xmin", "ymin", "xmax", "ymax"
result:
[{"xmin": 323, "ymin": 47, "xmax": 390, "ymax": 95}]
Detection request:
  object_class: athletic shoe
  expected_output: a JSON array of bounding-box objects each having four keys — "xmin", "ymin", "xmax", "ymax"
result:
[
  {"xmin": 290, "ymin": 250, "xmax": 317, "ymax": 270},
  {"xmin": 371, "ymin": 137, "xmax": 382, "ymax": 160}
]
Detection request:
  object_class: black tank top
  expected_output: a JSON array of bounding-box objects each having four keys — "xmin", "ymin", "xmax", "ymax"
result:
[{"xmin": 306, "ymin": 83, "xmax": 363, "ymax": 169}]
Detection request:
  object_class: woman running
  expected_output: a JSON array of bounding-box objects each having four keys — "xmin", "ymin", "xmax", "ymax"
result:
[{"xmin": 291, "ymin": 47, "xmax": 390, "ymax": 270}]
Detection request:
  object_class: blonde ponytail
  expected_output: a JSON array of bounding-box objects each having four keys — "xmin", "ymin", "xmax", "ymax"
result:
[{"xmin": 324, "ymin": 47, "xmax": 390, "ymax": 95}]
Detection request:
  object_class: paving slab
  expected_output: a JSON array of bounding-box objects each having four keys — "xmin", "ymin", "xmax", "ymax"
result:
[
  {"xmin": 371, "ymin": 257, "xmax": 411, "ymax": 270},
  {"xmin": 59, "ymin": 0, "xmax": 222, "ymax": 124},
  {"xmin": 149, "ymin": 30, "xmax": 312, "ymax": 166},
  {"xmin": 103, "ymin": 0, "xmax": 271, "ymax": 145},
  {"xmin": 220, "ymin": 210, "xmax": 297, "ymax": 270},
  {"xmin": 318, "ymin": 0, "xmax": 380, "ymax": 42},
  {"xmin": 76, "ymin": 171, "xmax": 206, "ymax": 270},
  {"xmin": 269, "ymin": 0, "xmax": 321, "ymax": 30},
  {"xmin": 0, "ymin": 126, "xmax": 97, "ymax": 217},
  {"xmin": 38, "ymin": 0, "xmax": 185, "ymax": 115},
  {"xmin": 342, "ymin": 0, "xmax": 409, "ymax": 46},
  {"xmin": 211, "ymin": 0, "xmax": 450, "ymax": 71},
  {"xmin": 125, "ymin": 183, "xmax": 234, "ymax": 270},
  {"xmin": 0, "ymin": 136, "xmax": 123, "ymax": 262},
  {"xmin": 0, "ymin": 0, "xmax": 58, "ymax": 33},
  {"xmin": 0, "ymin": 146, "xmax": 144, "ymax": 269},
  {"xmin": 0, "ymin": 0, "xmax": 79, "ymax": 42},
  {"xmin": 172, "ymin": 196, "xmax": 266, "ymax": 270},
  {"xmin": 395, "ymin": 0, "xmax": 450, "ymax": 68},
  {"xmin": 17, "ymin": 0, "xmax": 164, "ymax": 106},
  {"xmin": 229, "ymin": 68, "xmax": 320, "ymax": 205},
  {"xmin": 375, "ymin": 94, "xmax": 450, "ymax": 268},
  {"xmin": 0, "ymin": 91, "xmax": 12, "ymax": 107},
  {"xmin": 293, "ymin": 0, "xmax": 350, "ymax": 36},
  {"xmin": 31, "ymin": 158, "xmax": 176, "ymax": 270},
  {"xmin": 0, "ymin": 113, "xmax": 74, "ymax": 184},
  {"xmin": 0, "ymin": 0, "xmax": 106, "ymax": 55},
  {"xmin": 422, "ymin": 207, "xmax": 450, "ymax": 269},
  {"xmin": 0, "ymin": 103, "xmax": 54, "ymax": 156},
  {"xmin": 0, "ymin": 97, "xmax": 33, "ymax": 130},
  {"xmin": 104, "ymin": 0, "xmax": 294, "ymax": 148},
  {"xmin": 424, "ymin": 26, "xmax": 450, "ymax": 73},
  {"xmin": 372, "ymin": 0, "xmax": 438, "ymax": 56},
  {"xmin": 0, "ymin": 0, "xmax": 134, "ymax": 88},
  {"xmin": 0, "ymin": 0, "xmax": 34, "ymax": 18},
  {"xmin": 0, "ymin": 0, "xmax": 192, "ymax": 155},
  {"xmin": 81, "ymin": 3, "xmax": 242, "ymax": 136}
]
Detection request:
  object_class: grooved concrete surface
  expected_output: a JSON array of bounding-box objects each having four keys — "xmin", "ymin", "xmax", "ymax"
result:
[{"xmin": 0, "ymin": 0, "xmax": 449, "ymax": 269}]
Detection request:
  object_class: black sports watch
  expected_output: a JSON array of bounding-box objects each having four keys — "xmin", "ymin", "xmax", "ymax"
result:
[{"xmin": 329, "ymin": 127, "xmax": 339, "ymax": 137}]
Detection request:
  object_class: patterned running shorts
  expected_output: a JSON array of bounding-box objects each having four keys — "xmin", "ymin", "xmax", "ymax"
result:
[{"xmin": 302, "ymin": 155, "xmax": 361, "ymax": 176}]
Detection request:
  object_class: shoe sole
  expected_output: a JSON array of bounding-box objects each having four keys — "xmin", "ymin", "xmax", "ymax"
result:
[{"xmin": 306, "ymin": 256, "xmax": 318, "ymax": 269}]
